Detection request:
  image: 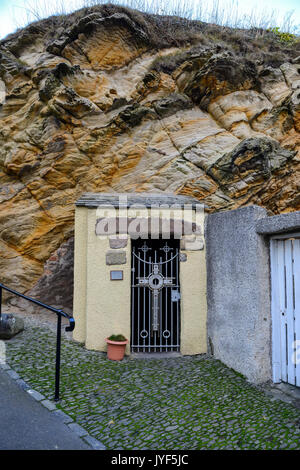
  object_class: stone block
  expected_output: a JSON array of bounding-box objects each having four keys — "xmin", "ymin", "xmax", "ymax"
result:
[
  {"xmin": 256, "ymin": 210, "xmax": 300, "ymax": 235},
  {"xmin": 15, "ymin": 379, "xmax": 30, "ymax": 391},
  {"xmin": 41, "ymin": 399, "xmax": 57, "ymax": 411},
  {"xmin": 27, "ymin": 389, "xmax": 45, "ymax": 401},
  {"xmin": 83, "ymin": 435, "xmax": 106, "ymax": 450},
  {"xmin": 7, "ymin": 369, "xmax": 20, "ymax": 380},
  {"xmin": 181, "ymin": 235, "xmax": 204, "ymax": 251},
  {"xmin": 68, "ymin": 422, "xmax": 88, "ymax": 437},
  {"xmin": 52, "ymin": 409, "xmax": 73, "ymax": 424},
  {"xmin": 106, "ymin": 251, "xmax": 127, "ymax": 265},
  {"xmin": 109, "ymin": 237, "xmax": 128, "ymax": 249},
  {"xmin": 0, "ymin": 314, "xmax": 24, "ymax": 340}
]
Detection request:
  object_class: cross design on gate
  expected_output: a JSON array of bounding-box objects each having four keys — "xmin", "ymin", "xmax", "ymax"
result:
[
  {"xmin": 138, "ymin": 264, "xmax": 175, "ymax": 334},
  {"xmin": 160, "ymin": 243, "xmax": 173, "ymax": 254},
  {"xmin": 139, "ymin": 242, "xmax": 151, "ymax": 253}
]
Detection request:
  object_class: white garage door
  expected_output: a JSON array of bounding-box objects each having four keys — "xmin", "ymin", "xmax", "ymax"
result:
[{"xmin": 271, "ymin": 236, "xmax": 300, "ymax": 386}]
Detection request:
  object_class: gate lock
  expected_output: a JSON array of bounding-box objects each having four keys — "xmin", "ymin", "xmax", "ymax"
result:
[{"xmin": 171, "ymin": 290, "xmax": 181, "ymax": 302}]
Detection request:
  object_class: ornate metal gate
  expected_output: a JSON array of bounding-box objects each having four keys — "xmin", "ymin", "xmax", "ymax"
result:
[{"xmin": 131, "ymin": 239, "xmax": 181, "ymax": 353}]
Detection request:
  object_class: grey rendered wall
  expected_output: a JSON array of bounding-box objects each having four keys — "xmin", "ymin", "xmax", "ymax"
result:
[{"xmin": 205, "ymin": 205, "xmax": 271, "ymax": 383}]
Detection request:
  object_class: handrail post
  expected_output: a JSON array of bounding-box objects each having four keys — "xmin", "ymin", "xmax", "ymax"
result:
[
  {"xmin": 54, "ymin": 314, "xmax": 62, "ymax": 401},
  {"xmin": 0, "ymin": 282, "xmax": 75, "ymax": 400}
]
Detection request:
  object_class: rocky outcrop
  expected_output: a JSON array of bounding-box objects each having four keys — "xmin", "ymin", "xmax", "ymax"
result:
[
  {"xmin": 0, "ymin": 5, "xmax": 299, "ymax": 310},
  {"xmin": 0, "ymin": 314, "xmax": 24, "ymax": 339}
]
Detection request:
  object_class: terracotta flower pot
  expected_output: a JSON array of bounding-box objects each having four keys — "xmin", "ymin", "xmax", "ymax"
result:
[{"xmin": 105, "ymin": 338, "xmax": 129, "ymax": 361}]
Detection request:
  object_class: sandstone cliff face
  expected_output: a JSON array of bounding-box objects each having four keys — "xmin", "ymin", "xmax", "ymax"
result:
[{"xmin": 0, "ymin": 5, "xmax": 299, "ymax": 310}]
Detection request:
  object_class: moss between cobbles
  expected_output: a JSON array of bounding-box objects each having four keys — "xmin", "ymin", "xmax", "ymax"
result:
[{"xmin": 4, "ymin": 324, "xmax": 300, "ymax": 450}]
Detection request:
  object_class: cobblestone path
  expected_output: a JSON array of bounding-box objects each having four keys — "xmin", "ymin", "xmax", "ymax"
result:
[{"xmin": 5, "ymin": 324, "xmax": 300, "ymax": 450}]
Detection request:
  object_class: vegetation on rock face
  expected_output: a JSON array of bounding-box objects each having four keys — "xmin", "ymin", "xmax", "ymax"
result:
[
  {"xmin": 11, "ymin": 0, "xmax": 300, "ymax": 36},
  {"xmin": 0, "ymin": 4, "xmax": 299, "ymax": 310},
  {"xmin": 269, "ymin": 27, "xmax": 297, "ymax": 44}
]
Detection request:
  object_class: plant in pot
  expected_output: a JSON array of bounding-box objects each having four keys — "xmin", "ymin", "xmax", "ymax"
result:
[{"xmin": 105, "ymin": 334, "xmax": 129, "ymax": 361}]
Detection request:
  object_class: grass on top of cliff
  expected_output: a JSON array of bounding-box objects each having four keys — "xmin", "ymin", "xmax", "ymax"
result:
[{"xmin": 1, "ymin": 3, "xmax": 299, "ymax": 67}]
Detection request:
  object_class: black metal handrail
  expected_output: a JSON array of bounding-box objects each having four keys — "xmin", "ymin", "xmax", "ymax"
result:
[{"xmin": 0, "ymin": 282, "xmax": 75, "ymax": 401}]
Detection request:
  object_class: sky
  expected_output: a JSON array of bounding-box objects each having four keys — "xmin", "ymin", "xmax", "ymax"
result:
[{"xmin": 0, "ymin": 0, "xmax": 299, "ymax": 40}]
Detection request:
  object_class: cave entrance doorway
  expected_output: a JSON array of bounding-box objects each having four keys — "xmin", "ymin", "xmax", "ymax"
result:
[{"xmin": 131, "ymin": 238, "xmax": 181, "ymax": 353}]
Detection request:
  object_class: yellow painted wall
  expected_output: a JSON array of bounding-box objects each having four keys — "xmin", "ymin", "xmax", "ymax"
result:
[
  {"xmin": 85, "ymin": 209, "xmax": 131, "ymax": 354},
  {"xmin": 180, "ymin": 249, "xmax": 207, "ymax": 355},
  {"xmin": 73, "ymin": 205, "xmax": 207, "ymax": 355},
  {"xmin": 73, "ymin": 207, "xmax": 87, "ymax": 343}
]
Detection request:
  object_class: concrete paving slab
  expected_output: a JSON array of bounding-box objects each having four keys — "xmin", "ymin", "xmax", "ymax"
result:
[{"xmin": 0, "ymin": 369, "xmax": 90, "ymax": 450}]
